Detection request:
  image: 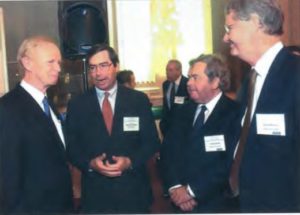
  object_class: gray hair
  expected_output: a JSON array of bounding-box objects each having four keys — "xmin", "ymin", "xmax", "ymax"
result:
[
  {"xmin": 225, "ymin": 0, "xmax": 284, "ymax": 35},
  {"xmin": 189, "ymin": 54, "xmax": 230, "ymax": 91},
  {"xmin": 167, "ymin": 59, "xmax": 182, "ymax": 71}
]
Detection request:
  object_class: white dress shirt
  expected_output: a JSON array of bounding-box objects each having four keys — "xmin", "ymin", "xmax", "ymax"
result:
[
  {"xmin": 234, "ymin": 42, "xmax": 284, "ymax": 158},
  {"xmin": 251, "ymin": 41, "xmax": 284, "ymax": 119},
  {"xmin": 95, "ymin": 82, "xmax": 118, "ymax": 113},
  {"xmin": 167, "ymin": 75, "xmax": 182, "ymax": 108},
  {"xmin": 170, "ymin": 92, "xmax": 223, "ymax": 197},
  {"xmin": 20, "ymin": 80, "xmax": 66, "ymax": 147}
]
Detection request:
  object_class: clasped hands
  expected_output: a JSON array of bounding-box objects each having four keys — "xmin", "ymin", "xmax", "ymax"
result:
[
  {"xmin": 169, "ymin": 186, "xmax": 197, "ymax": 212},
  {"xmin": 89, "ymin": 153, "xmax": 132, "ymax": 177}
]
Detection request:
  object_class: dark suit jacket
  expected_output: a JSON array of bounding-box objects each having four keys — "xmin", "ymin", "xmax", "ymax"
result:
[
  {"xmin": 66, "ymin": 85, "xmax": 160, "ymax": 213},
  {"xmin": 161, "ymin": 94, "xmax": 241, "ymax": 213},
  {"xmin": 159, "ymin": 76, "xmax": 189, "ymax": 136},
  {"xmin": 0, "ymin": 85, "xmax": 73, "ymax": 214},
  {"xmin": 239, "ymin": 47, "xmax": 300, "ymax": 212}
]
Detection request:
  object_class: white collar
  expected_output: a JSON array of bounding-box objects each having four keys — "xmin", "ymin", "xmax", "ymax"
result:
[
  {"xmin": 95, "ymin": 82, "xmax": 118, "ymax": 99},
  {"xmin": 197, "ymin": 92, "xmax": 222, "ymax": 113},
  {"xmin": 20, "ymin": 80, "xmax": 46, "ymax": 105},
  {"xmin": 254, "ymin": 41, "xmax": 283, "ymax": 77},
  {"xmin": 174, "ymin": 75, "xmax": 182, "ymax": 86}
]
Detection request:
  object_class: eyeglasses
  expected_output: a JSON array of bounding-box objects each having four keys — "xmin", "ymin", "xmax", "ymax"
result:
[
  {"xmin": 224, "ymin": 24, "xmax": 233, "ymax": 34},
  {"xmin": 88, "ymin": 62, "xmax": 112, "ymax": 72}
]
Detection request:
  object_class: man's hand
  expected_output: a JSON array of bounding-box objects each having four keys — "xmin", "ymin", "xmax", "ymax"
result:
[
  {"xmin": 169, "ymin": 186, "xmax": 197, "ymax": 211},
  {"xmin": 105, "ymin": 156, "xmax": 132, "ymax": 172},
  {"xmin": 89, "ymin": 154, "xmax": 131, "ymax": 177},
  {"xmin": 178, "ymin": 199, "xmax": 197, "ymax": 212}
]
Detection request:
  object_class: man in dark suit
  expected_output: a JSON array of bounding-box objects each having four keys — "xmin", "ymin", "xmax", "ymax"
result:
[
  {"xmin": 0, "ymin": 35, "xmax": 73, "ymax": 214},
  {"xmin": 161, "ymin": 54, "xmax": 241, "ymax": 213},
  {"xmin": 159, "ymin": 59, "xmax": 189, "ymax": 137},
  {"xmin": 65, "ymin": 44, "xmax": 160, "ymax": 214},
  {"xmin": 224, "ymin": 0, "xmax": 300, "ymax": 212}
]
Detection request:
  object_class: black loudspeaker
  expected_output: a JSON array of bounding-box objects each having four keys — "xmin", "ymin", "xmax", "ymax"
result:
[{"xmin": 58, "ymin": 1, "xmax": 108, "ymax": 59}]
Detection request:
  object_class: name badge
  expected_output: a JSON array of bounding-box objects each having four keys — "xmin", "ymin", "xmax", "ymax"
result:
[
  {"xmin": 174, "ymin": 96, "xmax": 185, "ymax": 104},
  {"xmin": 204, "ymin": 135, "xmax": 226, "ymax": 152},
  {"xmin": 123, "ymin": 117, "xmax": 139, "ymax": 131},
  {"xmin": 256, "ymin": 114, "xmax": 285, "ymax": 136}
]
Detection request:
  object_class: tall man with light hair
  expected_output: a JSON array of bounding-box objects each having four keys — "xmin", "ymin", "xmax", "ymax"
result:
[
  {"xmin": 224, "ymin": 0, "xmax": 300, "ymax": 212},
  {"xmin": 0, "ymin": 35, "xmax": 73, "ymax": 214}
]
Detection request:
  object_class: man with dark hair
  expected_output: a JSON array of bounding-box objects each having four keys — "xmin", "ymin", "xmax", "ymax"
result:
[
  {"xmin": 116, "ymin": 70, "xmax": 136, "ymax": 89},
  {"xmin": 0, "ymin": 35, "xmax": 73, "ymax": 214},
  {"xmin": 161, "ymin": 54, "xmax": 241, "ymax": 213},
  {"xmin": 66, "ymin": 44, "xmax": 160, "ymax": 213},
  {"xmin": 224, "ymin": 0, "xmax": 300, "ymax": 212}
]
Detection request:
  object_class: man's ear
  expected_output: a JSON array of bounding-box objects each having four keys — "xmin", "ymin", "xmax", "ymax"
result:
[
  {"xmin": 115, "ymin": 63, "xmax": 120, "ymax": 71},
  {"xmin": 251, "ymin": 13, "xmax": 263, "ymax": 31},
  {"xmin": 20, "ymin": 56, "xmax": 32, "ymax": 71},
  {"xmin": 211, "ymin": 77, "xmax": 220, "ymax": 90}
]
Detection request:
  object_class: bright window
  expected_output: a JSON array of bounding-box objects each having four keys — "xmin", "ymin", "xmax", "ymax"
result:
[{"xmin": 108, "ymin": 0, "xmax": 212, "ymax": 83}]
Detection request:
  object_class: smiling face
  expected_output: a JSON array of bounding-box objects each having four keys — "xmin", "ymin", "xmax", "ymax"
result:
[
  {"xmin": 187, "ymin": 62, "xmax": 220, "ymax": 104},
  {"xmin": 89, "ymin": 50, "xmax": 118, "ymax": 91},
  {"xmin": 22, "ymin": 41, "xmax": 61, "ymax": 93},
  {"xmin": 223, "ymin": 11, "xmax": 259, "ymax": 65}
]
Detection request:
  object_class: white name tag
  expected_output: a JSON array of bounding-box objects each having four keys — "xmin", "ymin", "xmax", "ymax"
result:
[
  {"xmin": 174, "ymin": 96, "xmax": 185, "ymax": 104},
  {"xmin": 123, "ymin": 117, "xmax": 139, "ymax": 131},
  {"xmin": 204, "ymin": 135, "xmax": 226, "ymax": 152},
  {"xmin": 256, "ymin": 114, "xmax": 285, "ymax": 136}
]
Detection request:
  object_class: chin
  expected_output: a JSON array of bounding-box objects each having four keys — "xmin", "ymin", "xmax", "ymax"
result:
[
  {"xmin": 49, "ymin": 80, "xmax": 58, "ymax": 85},
  {"xmin": 230, "ymin": 49, "xmax": 239, "ymax": 56},
  {"xmin": 190, "ymin": 94, "xmax": 198, "ymax": 101}
]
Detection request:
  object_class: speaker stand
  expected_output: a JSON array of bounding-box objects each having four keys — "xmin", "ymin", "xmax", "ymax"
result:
[{"xmin": 82, "ymin": 58, "xmax": 89, "ymax": 92}]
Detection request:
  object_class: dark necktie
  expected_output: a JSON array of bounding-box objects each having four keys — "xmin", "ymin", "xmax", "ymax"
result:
[
  {"xmin": 191, "ymin": 105, "xmax": 207, "ymax": 141},
  {"xmin": 102, "ymin": 92, "xmax": 113, "ymax": 135},
  {"xmin": 229, "ymin": 69, "xmax": 257, "ymax": 195},
  {"xmin": 42, "ymin": 97, "xmax": 51, "ymax": 118},
  {"xmin": 169, "ymin": 82, "xmax": 176, "ymax": 108},
  {"xmin": 194, "ymin": 105, "xmax": 207, "ymax": 128}
]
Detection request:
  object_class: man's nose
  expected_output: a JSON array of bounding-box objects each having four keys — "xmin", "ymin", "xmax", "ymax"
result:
[{"xmin": 223, "ymin": 33, "xmax": 229, "ymax": 43}]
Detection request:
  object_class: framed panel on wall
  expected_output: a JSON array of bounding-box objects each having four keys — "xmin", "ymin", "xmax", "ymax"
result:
[{"xmin": 0, "ymin": 7, "xmax": 8, "ymax": 97}]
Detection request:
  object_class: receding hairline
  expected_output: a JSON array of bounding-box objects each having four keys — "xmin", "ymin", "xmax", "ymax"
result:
[
  {"xmin": 167, "ymin": 59, "xmax": 182, "ymax": 70},
  {"xmin": 17, "ymin": 35, "xmax": 58, "ymax": 62}
]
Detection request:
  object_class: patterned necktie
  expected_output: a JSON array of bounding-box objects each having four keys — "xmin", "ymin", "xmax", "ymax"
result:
[
  {"xmin": 229, "ymin": 69, "xmax": 257, "ymax": 196},
  {"xmin": 102, "ymin": 92, "xmax": 113, "ymax": 135},
  {"xmin": 42, "ymin": 97, "xmax": 51, "ymax": 118}
]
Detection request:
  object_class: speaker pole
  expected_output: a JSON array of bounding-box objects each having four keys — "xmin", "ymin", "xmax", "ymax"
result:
[{"xmin": 82, "ymin": 58, "xmax": 89, "ymax": 92}]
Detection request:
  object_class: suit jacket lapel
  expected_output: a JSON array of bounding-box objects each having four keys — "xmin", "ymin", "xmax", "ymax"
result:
[
  {"xmin": 17, "ymin": 85, "xmax": 66, "ymax": 151},
  {"xmin": 112, "ymin": 86, "xmax": 129, "ymax": 136},
  {"xmin": 87, "ymin": 88, "xmax": 111, "ymax": 137},
  {"xmin": 177, "ymin": 77, "xmax": 185, "ymax": 95},
  {"xmin": 248, "ymin": 48, "xmax": 290, "ymax": 141},
  {"xmin": 256, "ymin": 48, "xmax": 288, "ymax": 112}
]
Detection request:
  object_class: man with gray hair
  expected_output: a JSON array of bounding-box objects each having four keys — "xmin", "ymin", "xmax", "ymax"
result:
[
  {"xmin": 224, "ymin": 0, "xmax": 300, "ymax": 212},
  {"xmin": 161, "ymin": 54, "xmax": 241, "ymax": 213},
  {"xmin": 160, "ymin": 59, "xmax": 189, "ymax": 137}
]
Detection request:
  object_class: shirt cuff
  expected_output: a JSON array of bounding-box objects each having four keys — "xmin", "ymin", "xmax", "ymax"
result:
[
  {"xmin": 187, "ymin": 184, "xmax": 195, "ymax": 197},
  {"xmin": 168, "ymin": 184, "xmax": 183, "ymax": 193}
]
